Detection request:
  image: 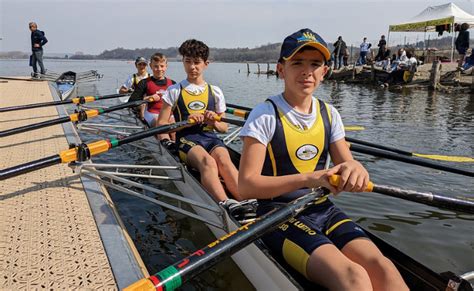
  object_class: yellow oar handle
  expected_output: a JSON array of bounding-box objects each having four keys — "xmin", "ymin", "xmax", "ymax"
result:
[
  {"xmin": 144, "ymin": 95, "xmax": 160, "ymax": 102},
  {"xmin": 69, "ymin": 109, "xmax": 100, "ymax": 122},
  {"xmin": 123, "ymin": 278, "xmax": 155, "ymax": 291},
  {"xmin": 71, "ymin": 96, "xmax": 96, "ymax": 104},
  {"xmin": 329, "ymin": 175, "xmax": 374, "ymax": 192},
  {"xmin": 59, "ymin": 140, "xmax": 111, "ymax": 163}
]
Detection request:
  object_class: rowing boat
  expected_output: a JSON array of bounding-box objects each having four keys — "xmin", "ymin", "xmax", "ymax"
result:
[
  {"xmin": 54, "ymin": 71, "xmax": 77, "ymax": 100},
  {"xmin": 74, "ymin": 106, "xmax": 472, "ymax": 290}
]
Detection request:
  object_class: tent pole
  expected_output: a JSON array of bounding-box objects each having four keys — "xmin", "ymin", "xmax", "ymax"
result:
[
  {"xmin": 423, "ymin": 28, "xmax": 427, "ymax": 62},
  {"xmin": 387, "ymin": 29, "xmax": 391, "ymax": 46},
  {"xmin": 451, "ymin": 20, "xmax": 455, "ymax": 62}
]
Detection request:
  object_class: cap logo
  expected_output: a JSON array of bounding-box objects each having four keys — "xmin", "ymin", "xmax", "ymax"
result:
[{"xmin": 297, "ymin": 32, "xmax": 317, "ymax": 42}]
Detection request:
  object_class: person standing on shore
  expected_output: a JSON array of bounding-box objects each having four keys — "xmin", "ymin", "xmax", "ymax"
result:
[
  {"xmin": 29, "ymin": 22, "xmax": 48, "ymax": 78},
  {"xmin": 377, "ymin": 35, "xmax": 386, "ymax": 57},
  {"xmin": 332, "ymin": 36, "xmax": 347, "ymax": 70},
  {"xmin": 455, "ymin": 23, "xmax": 470, "ymax": 67},
  {"xmin": 357, "ymin": 37, "xmax": 371, "ymax": 65}
]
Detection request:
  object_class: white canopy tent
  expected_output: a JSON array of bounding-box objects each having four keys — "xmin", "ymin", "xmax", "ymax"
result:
[{"xmin": 388, "ymin": 3, "xmax": 474, "ymax": 61}]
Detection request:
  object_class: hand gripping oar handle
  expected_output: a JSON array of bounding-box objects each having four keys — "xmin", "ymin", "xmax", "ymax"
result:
[
  {"xmin": 124, "ymin": 187, "xmax": 329, "ymax": 291},
  {"xmin": 328, "ymin": 175, "xmax": 474, "ymax": 214},
  {"xmin": 0, "ymin": 120, "xmax": 194, "ymax": 181}
]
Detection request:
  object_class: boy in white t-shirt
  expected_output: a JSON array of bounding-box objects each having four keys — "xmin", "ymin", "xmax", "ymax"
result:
[
  {"xmin": 119, "ymin": 57, "xmax": 150, "ymax": 95},
  {"xmin": 157, "ymin": 39, "xmax": 244, "ymax": 206},
  {"xmin": 239, "ymin": 28, "xmax": 407, "ymax": 290}
]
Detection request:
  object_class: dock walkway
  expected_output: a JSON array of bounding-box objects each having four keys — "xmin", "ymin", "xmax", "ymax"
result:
[{"xmin": 0, "ymin": 79, "xmax": 146, "ymax": 289}]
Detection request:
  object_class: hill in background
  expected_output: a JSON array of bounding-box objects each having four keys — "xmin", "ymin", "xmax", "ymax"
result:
[{"xmin": 1, "ymin": 36, "xmax": 472, "ymax": 63}]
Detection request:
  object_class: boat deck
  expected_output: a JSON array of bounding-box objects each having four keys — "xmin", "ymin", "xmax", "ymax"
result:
[{"xmin": 0, "ymin": 79, "xmax": 146, "ymax": 289}]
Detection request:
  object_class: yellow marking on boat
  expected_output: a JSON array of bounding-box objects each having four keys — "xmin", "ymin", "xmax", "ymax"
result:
[
  {"xmin": 413, "ymin": 153, "xmax": 474, "ymax": 162},
  {"xmin": 344, "ymin": 126, "xmax": 365, "ymax": 131}
]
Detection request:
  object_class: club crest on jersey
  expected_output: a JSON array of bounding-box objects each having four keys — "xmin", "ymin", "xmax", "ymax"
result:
[
  {"xmin": 188, "ymin": 101, "xmax": 206, "ymax": 111},
  {"xmin": 296, "ymin": 144, "xmax": 319, "ymax": 161}
]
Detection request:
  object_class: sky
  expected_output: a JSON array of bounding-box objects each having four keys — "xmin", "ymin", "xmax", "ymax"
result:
[{"xmin": 1, "ymin": 0, "xmax": 473, "ymax": 55}]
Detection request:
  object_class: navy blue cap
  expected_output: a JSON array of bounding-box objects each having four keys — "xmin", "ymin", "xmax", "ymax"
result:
[
  {"xmin": 279, "ymin": 28, "xmax": 330, "ymax": 62},
  {"xmin": 135, "ymin": 56, "xmax": 147, "ymax": 65}
]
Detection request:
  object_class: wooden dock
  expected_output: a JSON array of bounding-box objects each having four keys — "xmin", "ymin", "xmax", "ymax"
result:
[{"xmin": 0, "ymin": 79, "xmax": 147, "ymax": 289}]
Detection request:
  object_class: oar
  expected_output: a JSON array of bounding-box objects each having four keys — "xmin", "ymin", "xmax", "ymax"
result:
[
  {"xmin": 223, "ymin": 107, "xmax": 473, "ymax": 177},
  {"xmin": 349, "ymin": 143, "xmax": 474, "ymax": 177},
  {"xmin": 0, "ymin": 76, "xmax": 43, "ymax": 82},
  {"xmin": 124, "ymin": 188, "xmax": 329, "ymax": 291},
  {"xmin": 225, "ymin": 104, "xmax": 365, "ymax": 131},
  {"xmin": 0, "ymin": 120, "xmax": 195, "ymax": 181},
  {"xmin": 329, "ymin": 175, "xmax": 474, "ymax": 214},
  {"xmin": 346, "ymin": 137, "xmax": 474, "ymax": 163},
  {"xmin": 0, "ymin": 93, "xmax": 129, "ymax": 113},
  {"xmin": 0, "ymin": 97, "xmax": 158, "ymax": 138}
]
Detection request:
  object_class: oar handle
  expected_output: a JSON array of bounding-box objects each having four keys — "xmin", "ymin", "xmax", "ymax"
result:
[
  {"xmin": 213, "ymin": 115, "xmax": 245, "ymax": 127},
  {"xmin": 328, "ymin": 175, "xmax": 374, "ymax": 192},
  {"xmin": 329, "ymin": 175, "xmax": 474, "ymax": 214}
]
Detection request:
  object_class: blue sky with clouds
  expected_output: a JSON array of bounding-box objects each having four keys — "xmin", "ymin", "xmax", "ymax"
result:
[{"xmin": 1, "ymin": 0, "xmax": 472, "ymax": 54}]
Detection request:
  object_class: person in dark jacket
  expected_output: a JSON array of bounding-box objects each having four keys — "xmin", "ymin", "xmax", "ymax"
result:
[
  {"xmin": 29, "ymin": 22, "xmax": 48, "ymax": 77},
  {"xmin": 455, "ymin": 23, "xmax": 470, "ymax": 67},
  {"xmin": 332, "ymin": 36, "xmax": 347, "ymax": 69}
]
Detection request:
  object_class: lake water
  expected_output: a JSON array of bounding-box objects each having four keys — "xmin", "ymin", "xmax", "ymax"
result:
[{"xmin": 1, "ymin": 59, "xmax": 473, "ymax": 288}]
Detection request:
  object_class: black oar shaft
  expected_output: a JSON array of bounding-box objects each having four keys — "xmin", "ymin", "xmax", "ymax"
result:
[
  {"xmin": 0, "ymin": 155, "xmax": 62, "ymax": 180},
  {"xmin": 346, "ymin": 137, "xmax": 413, "ymax": 156},
  {"xmin": 219, "ymin": 117, "xmax": 245, "ymax": 127},
  {"xmin": 0, "ymin": 117, "xmax": 70, "ymax": 137},
  {"xmin": 0, "ymin": 120, "xmax": 193, "ymax": 181},
  {"xmin": 0, "ymin": 99, "xmax": 147, "ymax": 138},
  {"xmin": 372, "ymin": 185, "xmax": 474, "ymax": 214},
  {"xmin": 226, "ymin": 103, "xmax": 252, "ymax": 111},
  {"xmin": 125, "ymin": 188, "xmax": 328, "ymax": 291},
  {"xmin": 0, "ymin": 93, "xmax": 128, "ymax": 112},
  {"xmin": 116, "ymin": 120, "xmax": 192, "ymax": 146},
  {"xmin": 350, "ymin": 144, "xmax": 474, "ymax": 177}
]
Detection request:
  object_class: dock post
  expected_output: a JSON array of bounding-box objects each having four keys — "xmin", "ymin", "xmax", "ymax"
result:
[
  {"xmin": 352, "ymin": 63, "xmax": 357, "ymax": 80},
  {"xmin": 257, "ymin": 64, "xmax": 261, "ymax": 74},
  {"xmin": 429, "ymin": 60, "xmax": 441, "ymax": 90},
  {"xmin": 471, "ymin": 69, "xmax": 474, "ymax": 92},
  {"xmin": 350, "ymin": 45, "xmax": 353, "ymax": 65},
  {"xmin": 267, "ymin": 63, "xmax": 270, "ymax": 73},
  {"xmin": 247, "ymin": 63, "xmax": 250, "ymax": 74},
  {"xmin": 371, "ymin": 63, "xmax": 376, "ymax": 82}
]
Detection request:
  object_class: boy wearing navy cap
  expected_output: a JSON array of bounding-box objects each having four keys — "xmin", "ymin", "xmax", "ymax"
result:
[
  {"xmin": 239, "ymin": 29, "xmax": 407, "ymax": 290},
  {"xmin": 119, "ymin": 56, "xmax": 150, "ymax": 95}
]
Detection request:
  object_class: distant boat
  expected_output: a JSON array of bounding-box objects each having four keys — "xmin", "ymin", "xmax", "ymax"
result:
[{"xmin": 54, "ymin": 71, "xmax": 77, "ymax": 100}]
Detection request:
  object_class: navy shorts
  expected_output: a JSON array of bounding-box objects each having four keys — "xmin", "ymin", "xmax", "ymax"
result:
[
  {"xmin": 177, "ymin": 131, "xmax": 225, "ymax": 163},
  {"xmin": 257, "ymin": 198, "xmax": 368, "ymax": 278}
]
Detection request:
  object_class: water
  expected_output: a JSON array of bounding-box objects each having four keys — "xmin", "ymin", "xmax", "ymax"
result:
[{"xmin": 1, "ymin": 59, "xmax": 473, "ymax": 286}]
